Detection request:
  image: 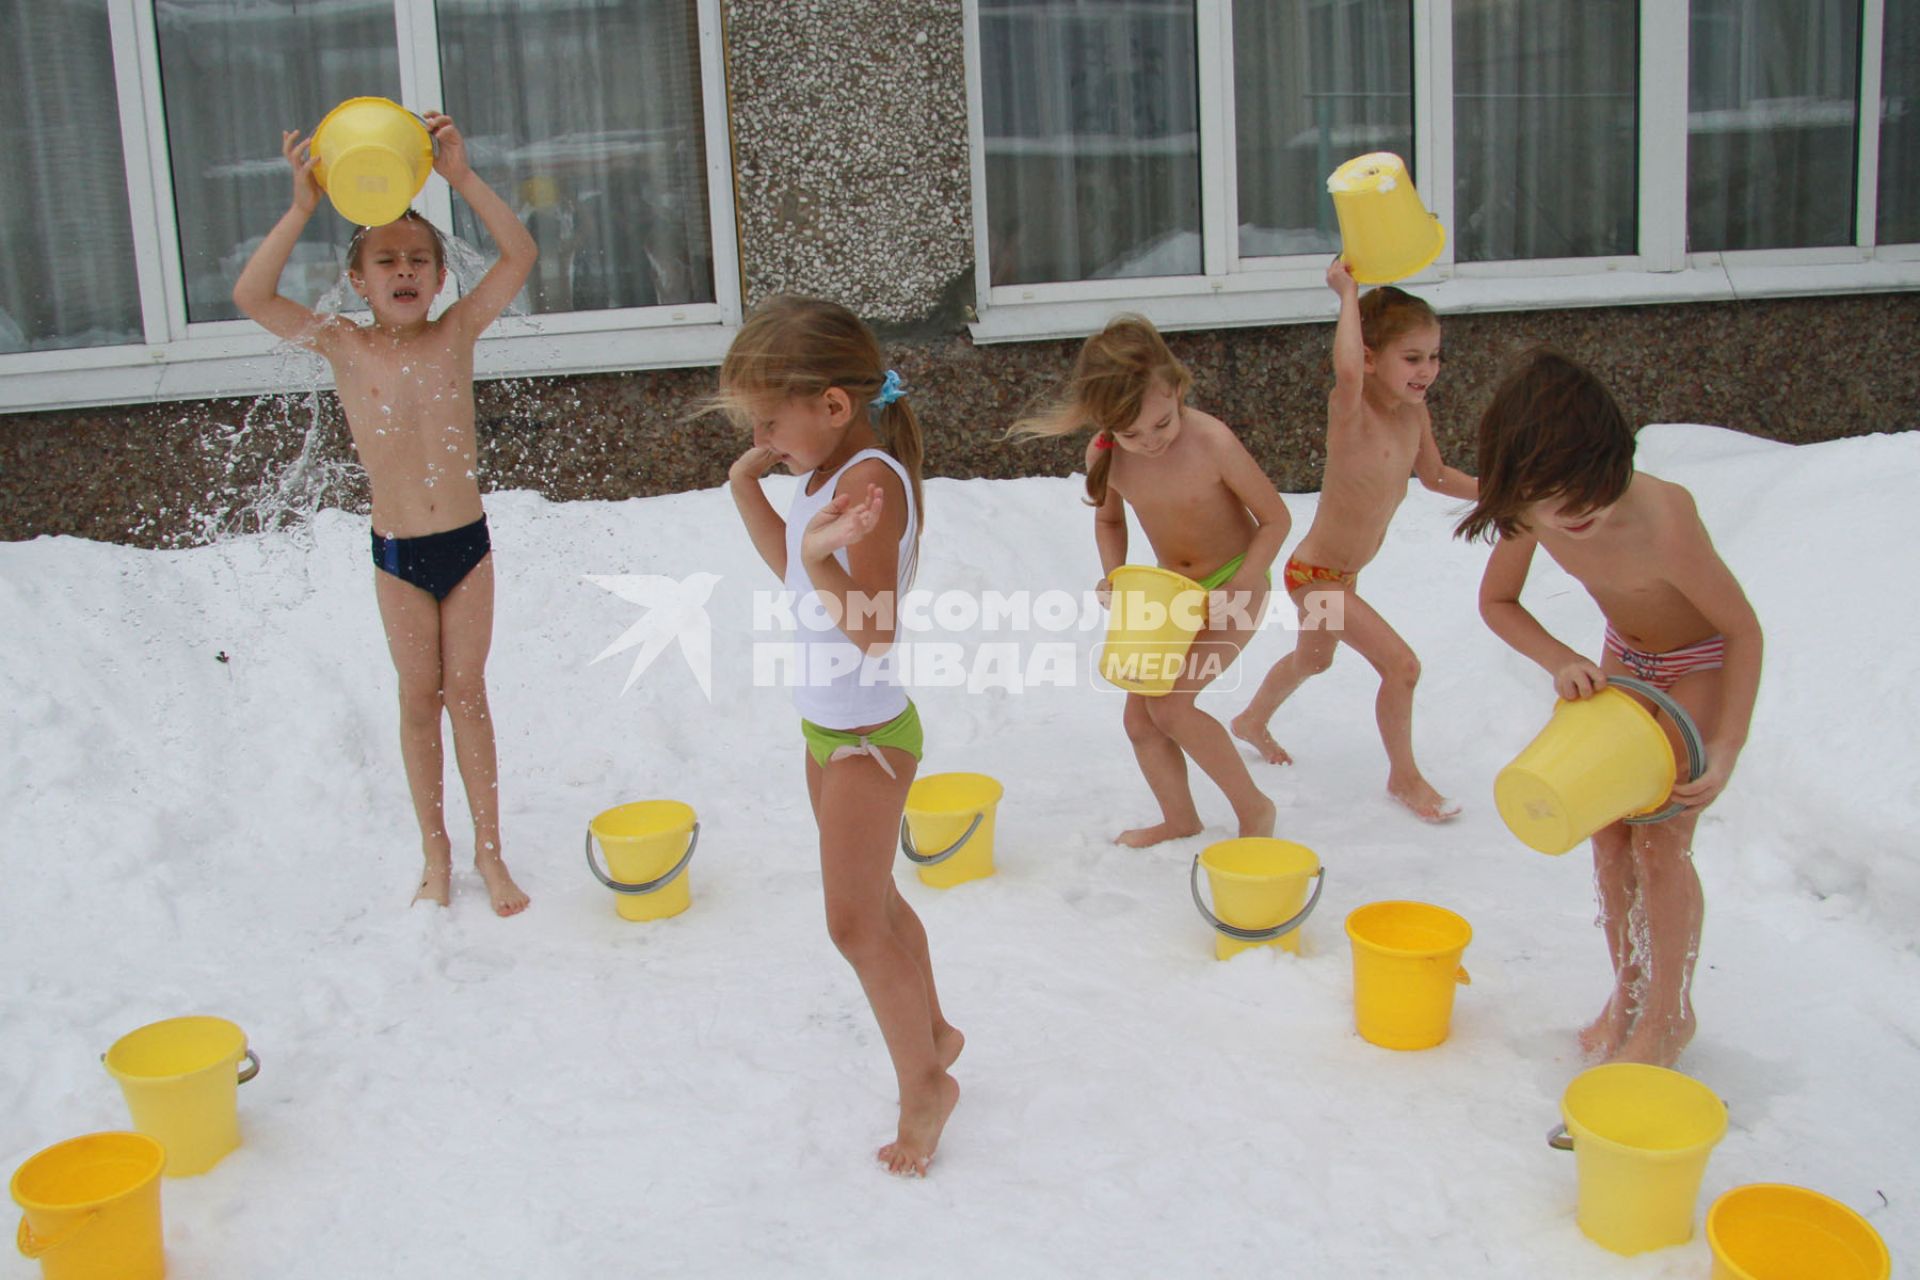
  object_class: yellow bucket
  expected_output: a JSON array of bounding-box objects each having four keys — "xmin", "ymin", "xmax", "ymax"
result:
[
  {"xmin": 1098, "ymin": 565, "xmax": 1208, "ymax": 697},
  {"xmin": 1191, "ymin": 838, "xmax": 1325, "ymax": 960},
  {"xmin": 586, "ymin": 801, "xmax": 698, "ymax": 921},
  {"xmin": 11, "ymin": 1132, "xmax": 166, "ymax": 1280},
  {"xmin": 102, "ymin": 1017, "xmax": 259, "ymax": 1178},
  {"xmin": 1550, "ymin": 1063, "xmax": 1727, "ymax": 1256},
  {"xmin": 1708, "ymin": 1184, "xmax": 1891, "ymax": 1280},
  {"xmin": 1327, "ymin": 152, "xmax": 1445, "ymax": 284},
  {"xmin": 1345, "ymin": 901, "xmax": 1472, "ymax": 1050},
  {"xmin": 1495, "ymin": 674, "xmax": 1706, "ymax": 855},
  {"xmin": 311, "ymin": 97, "xmax": 435, "ymax": 227},
  {"xmin": 900, "ymin": 773, "xmax": 1003, "ymax": 889}
]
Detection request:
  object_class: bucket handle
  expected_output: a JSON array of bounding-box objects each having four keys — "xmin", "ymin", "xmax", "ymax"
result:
[
  {"xmin": 1547, "ymin": 1123, "xmax": 1574, "ymax": 1151},
  {"xmin": 97, "ymin": 1047, "xmax": 260, "ymax": 1083},
  {"xmin": 17, "ymin": 1211, "xmax": 96, "ymax": 1259},
  {"xmin": 898, "ymin": 812, "xmax": 984, "ymax": 867},
  {"xmin": 1606, "ymin": 675, "xmax": 1708, "ymax": 826},
  {"xmin": 584, "ymin": 823, "xmax": 700, "ymax": 895},
  {"xmin": 1188, "ymin": 857, "xmax": 1326, "ymax": 943}
]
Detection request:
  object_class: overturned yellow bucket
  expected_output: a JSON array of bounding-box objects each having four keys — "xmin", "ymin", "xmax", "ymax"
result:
[
  {"xmin": 1550, "ymin": 1063, "xmax": 1727, "ymax": 1256},
  {"xmin": 103, "ymin": 1017, "xmax": 259, "ymax": 1178},
  {"xmin": 1346, "ymin": 901, "xmax": 1471, "ymax": 1050},
  {"xmin": 11, "ymin": 1131, "xmax": 166, "ymax": 1280},
  {"xmin": 1191, "ymin": 838, "xmax": 1324, "ymax": 960},
  {"xmin": 1708, "ymin": 1184, "xmax": 1890, "ymax": 1280},
  {"xmin": 900, "ymin": 773, "xmax": 1002, "ymax": 889},
  {"xmin": 586, "ymin": 800, "xmax": 698, "ymax": 921},
  {"xmin": 311, "ymin": 97, "xmax": 435, "ymax": 227},
  {"xmin": 1327, "ymin": 152, "xmax": 1445, "ymax": 284},
  {"xmin": 1496, "ymin": 674, "xmax": 1706, "ymax": 855},
  {"xmin": 1099, "ymin": 565, "xmax": 1207, "ymax": 696}
]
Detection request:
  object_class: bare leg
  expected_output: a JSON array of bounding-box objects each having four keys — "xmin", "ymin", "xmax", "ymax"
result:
[
  {"xmin": 1118, "ymin": 693, "xmax": 1205, "ymax": 847},
  {"xmin": 1580, "ymin": 822, "xmax": 1638, "ymax": 1059},
  {"xmin": 439, "ymin": 557, "xmax": 526, "ymax": 916},
  {"xmin": 1231, "ymin": 595, "xmax": 1336, "ymax": 764},
  {"xmin": 1149, "ymin": 602, "xmax": 1275, "ymax": 839},
  {"xmin": 375, "ymin": 572, "xmax": 453, "ymax": 907},
  {"xmin": 815, "ymin": 748, "xmax": 959, "ymax": 1176},
  {"xmin": 1329, "ymin": 591, "xmax": 1456, "ymax": 821}
]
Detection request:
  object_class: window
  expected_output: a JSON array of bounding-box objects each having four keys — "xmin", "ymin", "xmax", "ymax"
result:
[
  {"xmin": 0, "ymin": 0, "xmax": 144, "ymax": 354},
  {"xmin": 1, "ymin": 0, "xmax": 738, "ymax": 413},
  {"xmin": 964, "ymin": 0, "xmax": 1919, "ymax": 342}
]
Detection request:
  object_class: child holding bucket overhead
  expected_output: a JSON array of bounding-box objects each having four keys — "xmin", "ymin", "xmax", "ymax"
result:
[
  {"xmin": 1231, "ymin": 261, "xmax": 1477, "ymax": 823},
  {"xmin": 1456, "ymin": 349, "xmax": 1762, "ymax": 1067},
  {"xmin": 720, "ymin": 296, "xmax": 960, "ymax": 1177},
  {"xmin": 232, "ymin": 113, "xmax": 536, "ymax": 916},
  {"xmin": 1012, "ymin": 315, "xmax": 1289, "ymax": 847}
]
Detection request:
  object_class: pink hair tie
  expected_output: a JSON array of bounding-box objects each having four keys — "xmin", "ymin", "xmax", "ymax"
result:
[{"xmin": 1093, "ymin": 433, "xmax": 1115, "ymax": 450}]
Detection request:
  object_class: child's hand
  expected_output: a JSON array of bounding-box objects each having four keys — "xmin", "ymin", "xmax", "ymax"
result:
[
  {"xmin": 1669, "ymin": 753, "xmax": 1734, "ymax": 812},
  {"xmin": 730, "ymin": 445, "xmax": 779, "ymax": 484},
  {"xmin": 423, "ymin": 113, "xmax": 471, "ymax": 184},
  {"xmin": 282, "ymin": 130, "xmax": 321, "ymax": 214},
  {"xmin": 1326, "ymin": 257, "xmax": 1358, "ymax": 299},
  {"xmin": 1095, "ymin": 577, "xmax": 1112, "ymax": 609},
  {"xmin": 802, "ymin": 484, "xmax": 884, "ymax": 562},
  {"xmin": 1553, "ymin": 660, "xmax": 1607, "ymax": 701}
]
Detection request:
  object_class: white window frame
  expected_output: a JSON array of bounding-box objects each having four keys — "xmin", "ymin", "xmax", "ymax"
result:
[
  {"xmin": 963, "ymin": 0, "xmax": 1920, "ymax": 344},
  {"xmin": 0, "ymin": 0, "xmax": 741, "ymax": 414}
]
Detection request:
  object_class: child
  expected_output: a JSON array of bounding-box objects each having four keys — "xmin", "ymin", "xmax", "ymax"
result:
[
  {"xmin": 1232, "ymin": 262, "xmax": 1477, "ymax": 822},
  {"xmin": 232, "ymin": 114, "xmax": 536, "ymax": 916},
  {"xmin": 721, "ymin": 296, "xmax": 960, "ymax": 1177},
  {"xmin": 1013, "ymin": 316, "xmax": 1288, "ymax": 847},
  {"xmin": 1456, "ymin": 349, "xmax": 1761, "ymax": 1067}
]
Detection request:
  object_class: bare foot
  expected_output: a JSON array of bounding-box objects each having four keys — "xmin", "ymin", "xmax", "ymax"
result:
[
  {"xmin": 1230, "ymin": 713, "xmax": 1294, "ymax": 765},
  {"xmin": 935, "ymin": 1024, "xmax": 966, "ymax": 1070},
  {"xmin": 1116, "ymin": 819, "xmax": 1204, "ymax": 848},
  {"xmin": 1237, "ymin": 794, "xmax": 1276, "ymax": 839},
  {"xmin": 1389, "ymin": 776, "xmax": 1460, "ymax": 823},
  {"xmin": 1609, "ymin": 1008, "xmax": 1697, "ymax": 1068},
  {"xmin": 1577, "ymin": 991, "xmax": 1633, "ymax": 1060},
  {"xmin": 877, "ymin": 1072, "xmax": 961, "ymax": 1178},
  {"xmin": 474, "ymin": 846, "xmax": 530, "ymax": 917},
  {"xmin": 412, "ymin": 857, "xmax": 451, "ymax": 908}
]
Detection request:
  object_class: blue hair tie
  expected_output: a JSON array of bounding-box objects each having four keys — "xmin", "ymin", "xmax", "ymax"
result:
[{"xmin": 871, "ymin": 369, "xmax": 907, "ymax": 408}]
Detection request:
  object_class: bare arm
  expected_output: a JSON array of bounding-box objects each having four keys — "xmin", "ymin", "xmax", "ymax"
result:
[
  {"xmin": 728, "ymin": 446, "xmax": 786, "ymax": 577},
  {"xmin": 1215, "ymin": 427, "xmax": 1291, "ymax": 576},
  {"xmin": 1413, "ymin": 410, "xmax": 1478, "ymax": 500},
  {"xmin": 231, "ymin": 131, "xmax": 344, "ymax": 351},
  {"xmin": 1327, "ymin": 259, "xmax": 1365, "ymax": 423},
  {"xmin": 1479, "ymin": 532, "xmax": 1603, "ymax": 699},
  {"xmin": 1662, "ymin": 492, "xmax": 1763, "ymax": 807},
  {"xmin": 431, "ymin": 115, "xmax": 537, "ymax": 341},
  {"xmin": 1089, "ymin": 439, "xmax": 1128, "ymax": 580},
  {"xmin": 799, "ymin": 459, "xmax": 909, "ymax": 655}
]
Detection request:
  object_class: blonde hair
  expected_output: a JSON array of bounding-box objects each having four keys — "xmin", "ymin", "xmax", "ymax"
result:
[
  {"xmin": 1007, "ymin": 314, "xmax": 1193, "ymax": 505},
  {"xmin": 714, "ymin": 295, "xmax": 925, "ymax": 575}
]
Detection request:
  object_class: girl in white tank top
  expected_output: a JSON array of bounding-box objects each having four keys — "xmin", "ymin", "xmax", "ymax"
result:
[{"xmin": 720, "ymin": 296, "xmax": 961, "ymax": 1179}]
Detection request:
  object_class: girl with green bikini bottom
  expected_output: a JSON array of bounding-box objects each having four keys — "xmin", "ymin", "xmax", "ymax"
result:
[
  {"xmin": 722, "ymin": 296, "xmax": 961, "ymax": 1179},
  {"xmin": 1011, "ymin": 315, "xmax": 1291, "ymax": 849}
]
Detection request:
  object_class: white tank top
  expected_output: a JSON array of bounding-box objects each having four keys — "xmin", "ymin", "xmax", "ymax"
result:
[{"xmin": 782, "ymin": 448, "xmax": 919, "ymax": 729}]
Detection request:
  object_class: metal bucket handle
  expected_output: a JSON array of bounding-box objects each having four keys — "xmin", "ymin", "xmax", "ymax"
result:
[
  {"xmin": 1189, "ymin": 856, "xmax": 1327, "ymax": 943},
  {"xmin": 898, "ymin": 812, "xmax": 984, "ymax": 867},
  {"xmin": 585, "ymin": 822, "xmax": 700, "ymax": 895},
  {"xmin": 1607, "ymin": 675, "xmax": 1708, "ymax": 826}
]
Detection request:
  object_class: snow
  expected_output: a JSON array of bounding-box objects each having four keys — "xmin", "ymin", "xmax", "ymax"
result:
[{"xmin": 3, "ymin": 424, "xmax": 1915, "ymax": 1277}]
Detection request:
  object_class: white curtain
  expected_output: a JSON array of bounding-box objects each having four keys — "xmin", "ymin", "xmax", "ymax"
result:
[
  {"xmin": 1234, "ymin": 0, "xmax": 1413, "ymax": 260},
  {"xmin": 156, "ymin": 0, "xmax": 401, "ymax": 324},
  {"xmin": 1879, "ymin": 0, "xmax": 1917, "ymax": 245},
  {"xmin": 0, "ymin": 0, "xmax": 143, "ymax": 353},
  {"xmin": 980, "ymin": 0, "xmax": 1202, "ymax": 286},
  {"xmin": 437, "ymin": 0, "xmax": 714, "ymax": 312},
  {"xmin": 1688, "ymin": 0, "xmax": 1859, "ymax": 251},
  {"xmin": 1452, "ymin": 0, "xmax": 1638, "ymax": 262}
]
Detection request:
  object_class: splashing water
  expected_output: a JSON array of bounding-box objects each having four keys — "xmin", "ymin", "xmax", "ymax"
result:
[{"xmin": 195, "ymin": 231, "xmax": 525, "ymax": 546}]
